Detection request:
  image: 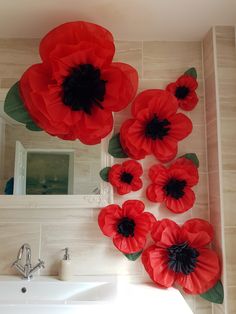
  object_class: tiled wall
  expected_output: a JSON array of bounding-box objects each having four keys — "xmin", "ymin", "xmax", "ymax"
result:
[
  {"xmin": 216, "ymin": 26, "xmax": 236, "ymax": 314},
  {"xmin": 203, "ymin": 26, "xmax": 236, "ymax": 314},
  {"xmin": 0, "ymin": 38, "xmax": 214, "ymax": 313}
]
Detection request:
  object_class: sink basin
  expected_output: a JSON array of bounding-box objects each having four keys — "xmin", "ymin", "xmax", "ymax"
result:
[
  {"xmin": 0, "ymin": 275, "xmax": 117, "ymax": 314},
  {"xmin": 0, "ymin": 275, "xmax": 193, "ymax": 314}
]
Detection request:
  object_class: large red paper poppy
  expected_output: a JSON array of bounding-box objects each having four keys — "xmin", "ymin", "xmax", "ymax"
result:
[
  {"xmin": 142, "ymin": 219, "xmax": 221, "ymax": 295},
  {"xmin": 98, "ymin": 200, "xmax": 155, "ymax": 254},
  {"xmin": 108, "ymin": 160, "xmax": 143, "ymax": 195},
  {"xmin": 19, "ymin": 21, "xmax": 138, "ymax": 144},
  {"xmin": 166, "ymin": 75, "xmax": 198, "ymax": 111},
  {"xmin": 146, "ymin": 157, "xmax": 199, "ymax": 213},
  {"xmin": 120, "ymin": 90, "xmax": 192, "ymax": 163}
]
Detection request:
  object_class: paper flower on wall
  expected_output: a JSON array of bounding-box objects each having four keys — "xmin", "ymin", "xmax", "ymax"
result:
[
  {"xmin": 142, "ymin": 218, "xmax": 223, "ymax": 303},
  {"xmin": 166, "ymin": 68, "xmax": 199, "ymax": 111},
  {"xmin": 4, "ymin": 21, "xmax": 138, "ymax": 144},
  {"xmin": 108, "ymin": 90, "xmax": 192, "ymax": 162},
  {"xmin": 100, "ymin": 160, "xmax": 143, "ymax": 195},
  {"xmin": 98, "ymin": 200, "xmax": 155, "ymax": 260},
  {"xmin": 146, "ymin": 154, "xmax": 199, "ymax": 213}
]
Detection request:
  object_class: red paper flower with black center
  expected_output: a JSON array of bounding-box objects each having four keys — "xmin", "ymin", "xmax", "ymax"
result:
[
  {"xmin": 19, "ymin": 21, "xmax": 138, "ymax": 144},
  {"xmin": 119, "ymin": 90, "xmax": 192, "ymax": 163},
  {"xmin": 108, "ymin": 160, "xmax": 143, "ymax": 195},
  {"xmin": 146, "ymin": 157, "xmax": 199, "ymax": 213},
  {"xmin": 98, "ymin": 200, "xmax": 155, "ymax": 254},
  {"xmin": 166, "ymin": 74, "xmax": 199, "ymax": 111},
  {"xmin": 142, "ymin": 218, "xmax": 221, "ymax": 295}
]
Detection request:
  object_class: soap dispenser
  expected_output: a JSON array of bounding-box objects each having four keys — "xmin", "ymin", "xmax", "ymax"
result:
[{"xmin": 59, "ymin": 248, "xmax": 73, "ymax": 281}]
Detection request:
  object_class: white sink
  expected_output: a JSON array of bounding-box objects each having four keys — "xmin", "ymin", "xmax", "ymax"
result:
[
  {"xmin": 0, "ymin": 275, "xmax": 117, "ymax": 314},
  {"xmin": 0, "ymin": 275, "xmax": 193, "ymax": 314}
]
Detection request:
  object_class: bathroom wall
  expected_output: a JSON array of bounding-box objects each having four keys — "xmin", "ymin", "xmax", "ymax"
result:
[
  {"xmin": 203, "ymin": 26, "xmax": 236, "ymax": 314},
  {"xmin": 215, "ymin": 26, "xmax": 236, "ymax": 314},
  {"xmin": 0, "ymin": 38, "xmax": 213, "ymax": 313}
]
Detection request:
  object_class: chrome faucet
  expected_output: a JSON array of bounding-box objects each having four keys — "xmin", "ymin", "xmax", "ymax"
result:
[{"xmin": 12, "ymin": 243, "xmax": 45, "ymax": 280}]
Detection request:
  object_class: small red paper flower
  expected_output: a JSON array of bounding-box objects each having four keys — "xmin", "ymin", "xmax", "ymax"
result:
[
  {"xmin": 108, "ymin": 160, "xmax": 143, "ymax": 195},
  {"xmin": 146, "ymin": 157, "xmax": 199, "ymax": 213},
  {"xmin": 166, "ymin": 75, "xmax": 198, "ymax": 111},
  {"xmin": 120, "ymin": 90, "xmax": 192, "ymax": 163},
  {"xmin": 98, "ymin": 200, "xmax": 155, "ymax": 254},
  {"xmin": 19, "ymin": 21, "xmax": 138, "ymax": 144},
  {"xmin": 142, "ymin": 218, "xmax": 221, "ymax": 295}
]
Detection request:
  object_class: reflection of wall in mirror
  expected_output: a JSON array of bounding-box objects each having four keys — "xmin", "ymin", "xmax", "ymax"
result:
[{"xmin": 1, "ymin": 122, "xmax": 101, "ymax": 195}]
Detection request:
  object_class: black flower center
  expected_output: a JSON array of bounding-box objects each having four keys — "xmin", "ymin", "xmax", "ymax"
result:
[
  {"xmin": 120, "ymin": 172, "xmax": 133, "ymax": 184},
  {"xmin": 175, "ymin": 86, "xmax": 189, "ymax": 99},
  {"xmin": 145, "ymin": 115, "xmax": 171, "ymax": 140},
  {"xmin": 117, "ymin": 217, "xmax": 135, "ymax": 237},
  {"xmin": 164, "ymin": 178, "xmax": 186, "ymax": 199},
  {"xmin": 168, "ymin": 242, "xmax": 199, "ymax": 275},
  {"xmin": 62, "ymin": 64, "xmax": 107, "ymax": 114}
]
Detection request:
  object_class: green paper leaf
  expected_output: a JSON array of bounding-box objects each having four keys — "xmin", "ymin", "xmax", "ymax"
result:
[
  {"xmin": 180, "ymin": 153, "xmax": 199, "ymax": 168},
  {"xmin": 108, "ymin": 133, "xmax": 128, "ymax": 158},
  {"xmin": 4, "ymin": 82, "xmax": 42, "ymax": 131},
  {"xmin": 124, "ymin": 250, "xmax": 143, "ymax": 261},
  {"xmin": 4, "ymin": 82, "xmax": 31, "ymax": 123},
  {"xmin": 26, "ymin": 121, "xmax": 42, "ymax": 131},
  {"xmin": 99, "ymin": 167, "xmax": 111, "ymax": 182},
  {"xmin": 200, "ymin": 281, "xmax": 224, "ymax": 304},
  {"xmin": 184, "ymin": 67, "xmax": 197, "ymax": 79}
]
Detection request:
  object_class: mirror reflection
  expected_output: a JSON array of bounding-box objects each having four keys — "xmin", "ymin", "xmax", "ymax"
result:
[{"xmin": 0, "ymin": 116, "xmax": 101, "ymax": 195}]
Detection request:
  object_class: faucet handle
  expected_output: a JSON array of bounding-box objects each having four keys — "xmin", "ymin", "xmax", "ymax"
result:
[{"xmin": 38, "ymin": 259, "xmax": 45, "ymax": 268}]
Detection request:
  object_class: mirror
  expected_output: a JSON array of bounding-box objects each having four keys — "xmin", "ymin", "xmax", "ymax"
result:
[{"xmin": 0, "ymin": 114, "xmax": 104, "ymax": 196}]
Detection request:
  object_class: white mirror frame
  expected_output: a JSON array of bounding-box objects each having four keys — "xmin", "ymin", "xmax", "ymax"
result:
[{"xmin": 0, "ymin": 137, "xmax": 113, "ymax": 209}]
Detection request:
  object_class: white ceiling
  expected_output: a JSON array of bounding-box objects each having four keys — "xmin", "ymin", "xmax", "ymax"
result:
[{"xmin": 0, "ymin": 0, "xmax": 235, "ymax": 40}]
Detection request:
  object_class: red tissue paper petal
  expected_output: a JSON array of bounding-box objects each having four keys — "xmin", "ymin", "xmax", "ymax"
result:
[
  {"xmin": 98, "ymin": 200, "xmax": 156, "ymax": 254},
  {"xmin": 146, "ymin": 156, "xmax": 199, "ymax": 213},
  {"xmin": 120, "ymin": 89, "xmax": 192, "ymax": 162},
  {"xmin": 142, "ymin": 218, "xmax": 221, "ymax": 295},
  {"xmin": 19, "ymin": 21, "xmax": 138, "ymax": 144},
  {"xmin": 166, "ymin": 74, "xmax": 199, "ymax": 111}
]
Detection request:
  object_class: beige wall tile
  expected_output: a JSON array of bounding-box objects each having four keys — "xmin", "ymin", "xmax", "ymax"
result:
[
  {"xmin": 216, "ymin": 26, "xmax": 236, "ymax": 69},
  {"xmin": 224, "ymin": 227, "xmax": 236, "ymax": 286},
  {"xmin": 227, "ymin": 286, "xmax": 236, "ymax": 314},
  {"xmin": 40, "ymin": 221, "xmax": 143, "ymax": 276},
  {"xmin": 194, "ymin": 295, "xmax": 212, "ymax": 314},
  {"xmin": 0, "ymin": 223, "xmax": 40, "ymax": 274},
  {"xmin": 222, "ymin": 172, "xmax": 236, "ymax": 227},
  {"xmin": 143, "ymin": 41, "xmax": 202, "ymax": 80},
  {"xmin": 204, "ymin": 72, "xmax": 217, "ymax": 124},
  {"xmin": 213, "ymin": 303, "xmax": 225, "ymax": 314},
  {"xmin": 203, "ymin": 29, "xmax": 215, "ymax": 80},
  {"xmin": 114, "ymin": 41, "xmax": 142, "ymax": 77},
  {"xmin": 0, "ymin": 39, "xmax": 40, "ymax": 78},
  {"xmin": 221, "ymin": 119, "xmax": 236, "ymax": 170},
  {"xmin": 191, "ymin": 173, "xmax": 209, "ymax": 220},
  {"xmin": 207, "ymin": 119, "xmax": 220, "ymax": 173},
  {"xmin": 218, "ymin": 81, "xmax": 236, "ymax": 120},
  {"xmin": 0, "ymin": 208, "xmax": 93, "ymax": 223}
]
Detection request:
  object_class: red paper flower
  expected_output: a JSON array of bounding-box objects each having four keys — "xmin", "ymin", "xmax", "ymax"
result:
[
  {"xmin": 142, "ymin": 218, "xmax": 221, "ymax": 295},
  {"xmin": 146, "ymin": 157, "xmax": 199, "ymax": 213},
  {"xmin": 166, "ymin": 75, "xmax": 198, "ymax": 111},
  {"xmin": 98, "ymin": 200, "xmax": 155, "ymax": 254},
  {"xmin": 108, "ymin": 160, "xmax": 143, "ymax": 195},
  {"xmin": 19, "ymin": 21, "xmax": 138, "ymax": 144},
  {"xmin": 120, "ymin": 90, "xmax": 192, "ymax": 163}
]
